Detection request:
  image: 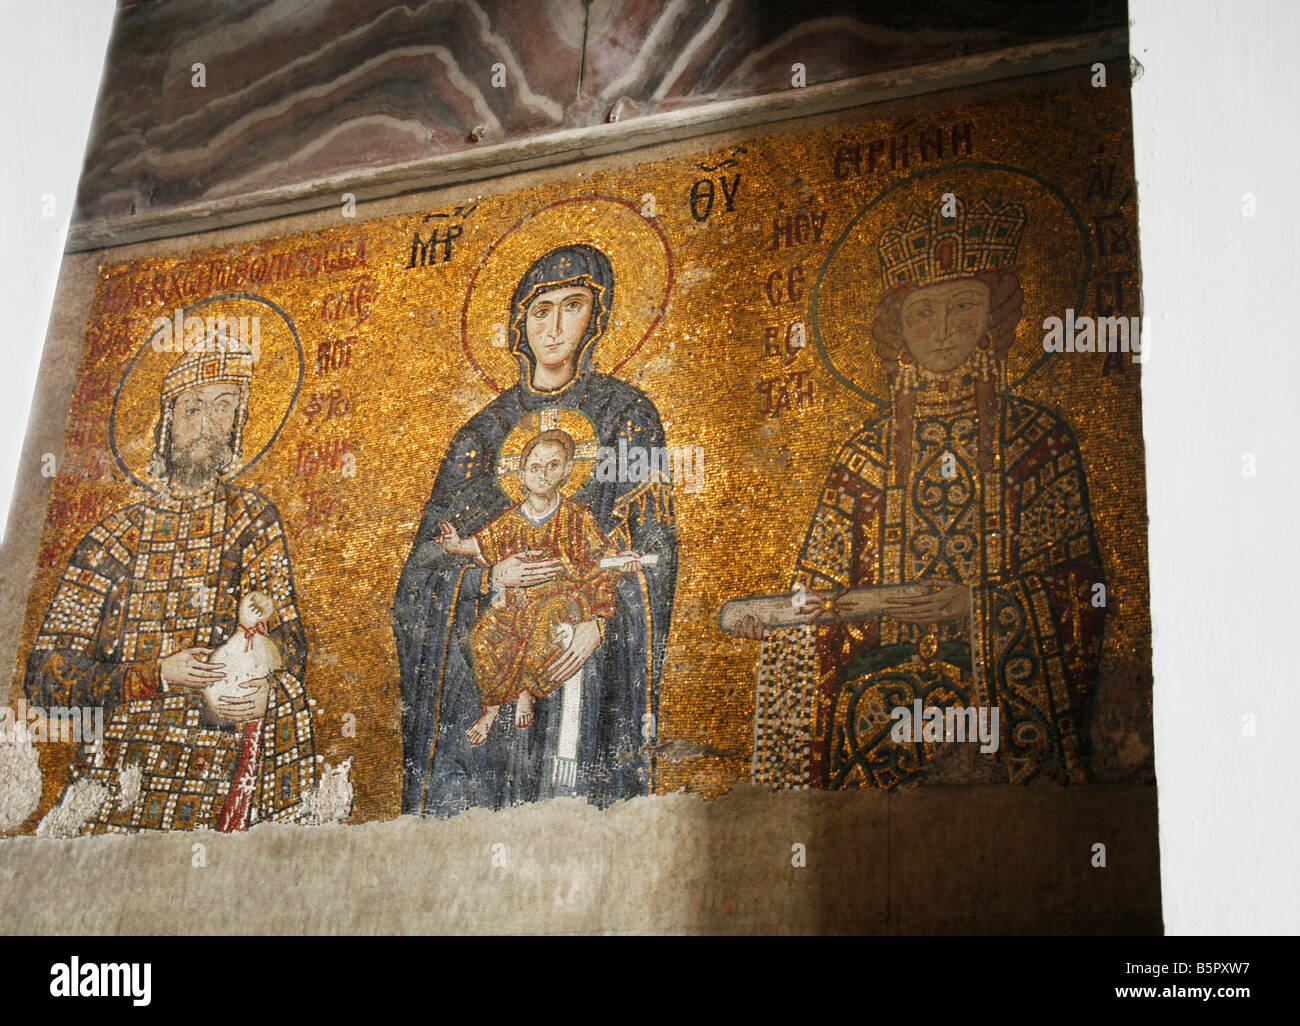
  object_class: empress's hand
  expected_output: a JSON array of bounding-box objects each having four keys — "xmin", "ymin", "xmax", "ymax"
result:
[
  {"xmin": 204, "ymin": 676, "xmax": 270, "ymax": 723},
  {"xmin": 882, "ymin": 580, "xmax": 971, "ymax": 624},
  {"xmin": 492, "ymin": 550, "xmax": 564, "ymax": 588},
  {"xmin": 734, "ymin": 613, "xmax": 765, "ymax": 640},
  {"xmin": 546, "ymin": 620, "xmax": 600, "ymax": 684},
  {"xmin": 160, "ymin": 646, "xmax": 225, "ymax": 687}
]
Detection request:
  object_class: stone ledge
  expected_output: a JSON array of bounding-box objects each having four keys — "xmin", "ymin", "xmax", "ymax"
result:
[{"xmin": 0, "ymin": 784, "xmax": 1161, "ymax": 934}]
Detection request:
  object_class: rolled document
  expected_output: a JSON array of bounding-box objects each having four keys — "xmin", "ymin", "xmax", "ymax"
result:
[
  {"xmin": 718, "ymin": 582, "xmax": 940, "ymax": 634},
  {"xmin": 599, "ymin": 553, "xmax": 660, "ymax": 570}
]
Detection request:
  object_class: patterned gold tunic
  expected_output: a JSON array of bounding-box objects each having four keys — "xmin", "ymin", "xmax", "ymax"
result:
[
  {"xmin": 25, "ymin": 481, "xmax": 317, "ymax": 832},
  {"xmin": 469, "ymin": 495, "xmax": 622, "ymax": 706}
]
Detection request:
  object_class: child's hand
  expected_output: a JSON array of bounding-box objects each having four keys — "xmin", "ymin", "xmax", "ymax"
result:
[{"xmin": 617, "ymin": 549, "xmax": 642, "ymax": 573}]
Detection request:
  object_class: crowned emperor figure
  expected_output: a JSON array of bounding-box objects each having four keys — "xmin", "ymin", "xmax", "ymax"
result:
[
  {"xmin": 750, "ymin": 196, "xmax": 1106, "ymax": 789},
  {"xmin": 25, "ymin": 330, "xmax": 317, "ymax": 833}
]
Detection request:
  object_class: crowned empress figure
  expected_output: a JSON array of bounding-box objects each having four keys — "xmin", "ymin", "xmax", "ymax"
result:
[{"xmin": 751, "ymin": 196, "xmax": 1105, "ymax": 789}]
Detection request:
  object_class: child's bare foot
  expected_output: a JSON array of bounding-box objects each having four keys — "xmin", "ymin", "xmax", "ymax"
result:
[
  {"xmin": 515, "ymin": 690, "xmax": 535, "ymax": 729},
  {"xmin": 467, "ymin": 705, "xmax": 500, "ymax": 745}
]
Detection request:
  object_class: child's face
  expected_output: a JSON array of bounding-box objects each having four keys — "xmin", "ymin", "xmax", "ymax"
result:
[{"xmin": 520, "ymin": 442, "xmax": 570, "ymax": 499}]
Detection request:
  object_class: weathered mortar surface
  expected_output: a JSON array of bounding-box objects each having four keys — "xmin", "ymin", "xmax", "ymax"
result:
[{"xmin": 0, "ymin": 785, "xmax": 1161, "ymax": 934}]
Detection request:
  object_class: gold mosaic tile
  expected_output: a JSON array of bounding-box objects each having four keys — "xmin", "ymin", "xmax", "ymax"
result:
[{"xmin": 8, "ymin": 77, "xmax": 1149, "ymax": 832}]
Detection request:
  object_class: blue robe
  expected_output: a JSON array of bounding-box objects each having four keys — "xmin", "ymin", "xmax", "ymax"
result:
[{"xmin": 393, "ymin": 371, "xmax": 677, "ymax": 816}]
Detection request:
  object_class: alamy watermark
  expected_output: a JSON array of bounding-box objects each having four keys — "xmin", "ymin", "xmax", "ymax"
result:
[
  {"xmin": 50, "ymin": 958, "xmax": 151, "ymax": 1006},
  {"xmin": 149, "ymin": 309, "xmax": 262, "ymax": 361},
  {"xmin": 890, "ymin": 700, "xmax": 999, "ymax": 753},
  {"xmin": 1042, "ymin": 309, "xmax": 1144, "ymax": 363},
  {"xmin": 593, "ymin": 440, "xmax": 705, "ymax": 494},
  {"xmin": 1, "ymin": 699, "xmax": 103, "ymax": 745}
]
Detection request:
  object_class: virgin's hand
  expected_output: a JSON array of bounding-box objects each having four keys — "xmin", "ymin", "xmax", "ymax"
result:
[
  {"xmin": 492, "ymin": 550, "xmax": 564, "ymax": 588},
  {"xmin": 546, "ymin": 620, "xmax": 600, "ymax": 683},
  {"xmin": 882, "ymin": 580, "xmax": 971, "ymax": 624},
  {"xmin": 160, "ymin": 647, "xmax": 225, "ymax": 687}
]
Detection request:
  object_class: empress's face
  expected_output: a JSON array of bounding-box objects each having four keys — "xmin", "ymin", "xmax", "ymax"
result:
[
  {"xmin": 524, "ymin": 285, "xmax": 594, "ymax": 371},
  {"xmin": 519, "ymin": 442, "xmax": 570, "ymax": 500},
  {"xmin": 900, "ymin": 279, "xmax": 991, "ymax": 373},
  {"xmin": 170, "ymin": 383, "xmax": 240, "ymax": 454}
]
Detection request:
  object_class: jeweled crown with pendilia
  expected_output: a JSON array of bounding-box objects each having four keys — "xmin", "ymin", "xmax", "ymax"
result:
[
  {"xmin": 878, "ymin": 195, "xmax": 1027, "ymax": 288},
  {"xmin": 160, "ymin": 328, "xmax": 255, "ymax": 407}
]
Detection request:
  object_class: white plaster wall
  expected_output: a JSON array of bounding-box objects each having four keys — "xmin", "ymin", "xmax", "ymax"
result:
[
  {"xmin": 0, "ymin": 0, "xmax": 116, "ymax": 542},
  {"xmin": 1130, "ymin": 0, "xmax": 1300, "ymax": 933}
]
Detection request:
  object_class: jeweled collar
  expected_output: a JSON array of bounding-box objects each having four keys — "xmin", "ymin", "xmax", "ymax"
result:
[
  {"xmin": 914, "ymin": 364, "xmax": 978, "ymax": 405},
  {"xmin": 151, "ymin": 479, "xmax": 225, "ymax": 511}
]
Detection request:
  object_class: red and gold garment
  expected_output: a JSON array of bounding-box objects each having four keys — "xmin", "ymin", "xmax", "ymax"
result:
[
  {"xmin": 753, "ymin": 381, "xmax": 1105, "ymax": 789},
  {"xmin": 25, "ymin": 481, "xmax": 317, "ymax": 832},
  {"xmin": 469, "ymin": 495, "xmax": 621, "ymax": 706}
]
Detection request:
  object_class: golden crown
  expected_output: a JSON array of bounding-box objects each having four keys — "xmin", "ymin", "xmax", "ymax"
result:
[
  {"xmin": 160, "ymin": 329, "xmax": 255, "ymax": 407},
  {"xmin": 878, "ymin": 195, "xmax": 1026, "ymax": 288}
]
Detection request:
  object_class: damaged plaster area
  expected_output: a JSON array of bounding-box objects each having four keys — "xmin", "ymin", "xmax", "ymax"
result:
[
  {"xmin": 0, "ymin": 783, "xmax": 1160, "ymax": 934},
  {"xmin": 6, "ymin": 752, "xmax": 356, "ymax": 838}
]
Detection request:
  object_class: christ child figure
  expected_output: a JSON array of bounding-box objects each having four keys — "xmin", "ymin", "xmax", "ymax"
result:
[{"xmin": 436, "ymin": 428, "xmax": 643, "ymax": 746}]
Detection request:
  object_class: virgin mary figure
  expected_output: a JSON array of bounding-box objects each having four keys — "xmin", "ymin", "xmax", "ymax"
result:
[
  {"xmin": 749, "ymin": 195, "xmax": 1105, "ymax": 789},
  {"xmin": 393, "ymin": 243, "xmax": 677, "ymax": 816}
]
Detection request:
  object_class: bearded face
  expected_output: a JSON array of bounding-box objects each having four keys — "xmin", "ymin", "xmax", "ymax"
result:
[
  {"xmin": 169, "ymin": 432, "xmax": 234, "ymax": 489},
  {"xmin": 157, "ymin": 383, "xmax": 242, "ymax": 489}
]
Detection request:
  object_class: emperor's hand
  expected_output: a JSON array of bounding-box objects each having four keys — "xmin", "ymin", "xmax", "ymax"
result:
[
  {"xmin": 160, "ymin": 646, "xmax": 226, "ymax": 688},
  {"xmin": 204, "ymin": 676, "xmax": 270, "ymax": 723}
]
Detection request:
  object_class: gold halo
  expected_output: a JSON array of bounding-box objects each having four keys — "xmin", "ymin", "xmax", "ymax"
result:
[
  {"xmin": 110, "ymin": 294, "xmax": 303, "ymax": 492},
  {"xmin": 812, "ymin": 165, "xmax": 1091, "ymax": 405},
  {"xmin": 461, "ymin": 196, "xmax": 673, "ymax": 393},
  {"xmin": 495, "ymin": 406, "xmax": 601, "ymax": 503}
]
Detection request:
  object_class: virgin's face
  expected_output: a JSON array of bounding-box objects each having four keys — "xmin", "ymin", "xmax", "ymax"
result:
[
  {"xmin": 525, "ymin": 285, "xmax": 594, "ymax": 371},
  {"xmin": 900, "ymin": 279, "xmax": 991, "ymax": 373}
]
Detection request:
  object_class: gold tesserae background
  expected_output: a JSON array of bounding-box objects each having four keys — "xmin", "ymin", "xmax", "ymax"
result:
[{"xmin": 12, "ymin": 78, "xmax": 1149, "ymax": 824}]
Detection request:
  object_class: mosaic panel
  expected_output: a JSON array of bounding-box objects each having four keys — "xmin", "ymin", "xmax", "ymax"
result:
[{"xmin": 4, "ymin": 74, "xmax": 1150, "ymax": 834}]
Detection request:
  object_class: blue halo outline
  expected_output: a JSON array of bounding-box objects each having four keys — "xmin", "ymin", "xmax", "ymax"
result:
[{"xmin": 109, "ymin": 292, "xmax": 304, "ymax": 494}]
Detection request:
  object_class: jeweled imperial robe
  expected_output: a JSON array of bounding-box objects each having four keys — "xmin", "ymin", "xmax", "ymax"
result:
[
  {"xmin": 470, "ymin": 495, "xmax": 622, "ymax": 707},
  {"xmin": 753, "ymin": 385, "xmax": 1105, "ymax": 790},
  {"xmin": 25, "ymin": 482, "xmax": 317, "ymax": 833}
]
